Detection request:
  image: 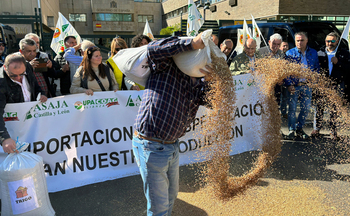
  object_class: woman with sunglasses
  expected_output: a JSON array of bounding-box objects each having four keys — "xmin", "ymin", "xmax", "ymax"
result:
[
  {"xmin": 70, "ymin": 46, "xmax": 118, "ymax": 95},
  {"xmin": 106, "ymin": 37, "xmax": 142, "ymax": 90}
]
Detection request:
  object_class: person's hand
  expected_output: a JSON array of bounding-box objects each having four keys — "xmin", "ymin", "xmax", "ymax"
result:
[
  {"xmin": 192, "ymin": 32, "xmax": 205, "ymax": 50},
  {"xmin": 331, "ymin": 56, "xmax": 338, "ymax": 64},
  {"xmin": 74, "ymin": 43, "xmax": 82, "ymax": 52},
  {"xmin": 131, "ymin": 85, "xmax": 140, "ymax": 91},
  {"xmin": 40, "ymin": 95, "xmax": 47, "ymax": 102},
  {"xmin": 62, "ymin": 64, "xmax": 70, "ymax": 72},
  {"xmin": 114, "ymin": 89, "xmax": 118, "ymax": 92},
  {"xmin": 199, "ymin": 65, "xmax": 214, "ymax": 81},
  {"xmin": 85, "ymin": 89, "xmax": 94, "ymax": 95},
  {"xmin": 2, "ymin": 138, "xmax": 19, "ymax": 154},
  {"xmin": 287, "ymin": 85, "xmax": 295, "ymax": 94},
  {"xmin": 46, "ymin": 59, "xmax": 53, "ymax": 68},
  {"xmin": 30, "ymin": 58, "xmax": 39, "ymax": 68}
]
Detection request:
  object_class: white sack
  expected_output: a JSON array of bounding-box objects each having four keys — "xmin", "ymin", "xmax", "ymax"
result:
[
  {"xmin": 112, "ymin": 45, "xmax": 150, "ymax": 87},
  {"xmin": 0, "ymin": 141, "xmax": 55, "ymax": 216},
  {"xmin": 173, "ymin": 29, "xmax": 227, "ymax": 77}
]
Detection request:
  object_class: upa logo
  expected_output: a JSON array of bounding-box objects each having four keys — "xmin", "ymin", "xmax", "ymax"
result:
[
  {"xmin": 74, "ymin": 101, "xmax": 83, "ymax": 110},
  {"xmin": 3, "ymin": 112, "xmax": 19, "ymax": 121},
  {"xmin": 126, "ymin": 95, "xmax": 142, "ymax": 107}
]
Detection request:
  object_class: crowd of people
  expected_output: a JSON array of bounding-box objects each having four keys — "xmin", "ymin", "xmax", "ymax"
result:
[
  {"xmin": 0, "ymin": 28, "xmax": 349, "ymax": 216},
  {"xmin": 228, "ymin": 31, "xmax": 350, "ymax": 141}
]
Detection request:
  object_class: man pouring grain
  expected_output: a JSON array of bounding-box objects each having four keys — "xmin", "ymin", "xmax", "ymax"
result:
[{"xmin": 132, "ymin": 32, "xmax": 213, "ymax": 216}]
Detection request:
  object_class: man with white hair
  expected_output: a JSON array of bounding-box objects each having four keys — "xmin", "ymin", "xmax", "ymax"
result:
[
  {"xmin": 230, "ymin": 38, "xmax": 258, "ymax": 76},
  {"xmin": 19, "ymin": 38, "xmax": 61, "ymax": 98},
  {"xmin": 259, "ymin": 33, "xmax": 284, "ymax": 59}
]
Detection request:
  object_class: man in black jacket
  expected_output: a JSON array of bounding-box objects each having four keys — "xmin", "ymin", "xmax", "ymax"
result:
[
  {"xmin": 0, "ymin": 54, "xmax": 47, "ymax": 153},
  {"xmin": 311, "ymin": 32, "xmax": 350, "ymax": 139}
]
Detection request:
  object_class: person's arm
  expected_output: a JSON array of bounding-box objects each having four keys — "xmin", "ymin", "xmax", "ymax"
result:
[
  {"xmin": 70, "ymin": 67, "xmax": 88, "ymax": 94},
  {"xmin": 63, "ymin": 47, "xmax": 83, "ymax": 66},
  {"xmin": 148, "ymin": 32, "xmax": 205, "ymax": 62}
]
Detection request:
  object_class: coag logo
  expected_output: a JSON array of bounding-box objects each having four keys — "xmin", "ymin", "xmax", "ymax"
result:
[
  {"xmin": 79, "ymin": 98, "xmax": 119, "ymax": 109},
  {"xmin": 3, "ymin": 112, "xmax": 19, "ymax": 121},
  {"xmin": 126, "ymin": 95, "xmax": 142, "ymax": 107},
  {"xmin": 247, "ymin": 79, "xmax": 256, "ymax": 87},
  {"xmin": 53, "ymin": 28, "xmax": 61, "ymax": 38}
]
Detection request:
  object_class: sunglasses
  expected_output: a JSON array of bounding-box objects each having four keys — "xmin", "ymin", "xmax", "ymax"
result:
[
  {"xmin": 0, "ymin": 44, "xmax": 5, "ymax": 47},
  {"xmin": 115, "ymin": 48, "xmax": 123, "ymax": 52},
  {"xmin": 8, "ymin": 71, "xmax": 26, "ymax": 79},
  {"xmin": 326, "ymin": 40, "xmax": 336, "ymax": 43}
]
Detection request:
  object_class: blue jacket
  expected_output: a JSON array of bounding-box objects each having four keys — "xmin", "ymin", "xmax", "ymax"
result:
[{"xmin": 285, "ymin": 46, "xmax": 320, "ymax": 86}]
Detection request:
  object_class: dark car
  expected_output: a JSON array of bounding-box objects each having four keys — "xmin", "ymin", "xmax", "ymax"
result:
[{"xmin": 218, "ymin": 21, "xmax": 348, "ymax": 52}]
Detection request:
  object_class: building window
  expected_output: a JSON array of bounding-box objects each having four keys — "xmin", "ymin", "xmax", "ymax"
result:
[
  {"xmin": 138, "ymin": 15, "xmax": 154, "ymax": 23},
  {"xmin": 95, "ymin": 13, "xmax": 133, "ymax": 22},
  {"xmin": 2, "ymin": 12, "xmax": 10, "ymax": 15},
  {"xmin": 16, "ymin": 12, "xmax": 24, "ymax": 15},
  {"xmin": 69, "ymin": 14, "xmax": 87, "ymax": 22},
  {"xmin": 47, "ymin": 16, "xmax": 55, "ymax": 27}
]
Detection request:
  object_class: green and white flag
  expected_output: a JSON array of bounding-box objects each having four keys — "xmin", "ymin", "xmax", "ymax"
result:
[
  {"xmin": 50, "ymin": 12, "xmax": 82, "ymax": 54},
  {"xmin": 187, "ymin": 0, "xmax": 204, "ymax": 36},
  {"xmin": 335, "ymin": 16, "xmax": 350, "ymax": 52}
]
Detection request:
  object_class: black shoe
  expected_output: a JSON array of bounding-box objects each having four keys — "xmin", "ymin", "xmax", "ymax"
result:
[{"xmin": 296, "ymin": 129, "xmax": 310, "ymax": 140}]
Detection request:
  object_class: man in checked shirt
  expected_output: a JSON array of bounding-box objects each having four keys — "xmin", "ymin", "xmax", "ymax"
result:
[{"xmin": 133, "ymin": 32, "xmax": 213, "ymax": 216}]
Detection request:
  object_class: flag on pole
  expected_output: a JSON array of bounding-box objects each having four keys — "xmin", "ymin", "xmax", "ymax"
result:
[
  {"xmin": 242, "ymin": 18, "xmax": 251, "ymax": 46},
  {"xmin": 50, "ymin": 12, "xmax": 82, "ymax": 54},
  {"xmin": 143, "ymin": 19, "xmax": 154, "ymax": 40},
  {"xmin": 251, "ymin": 15, "xmax": 261, "ymax": 49},
  {"xmin": 234, "ymin": 29, "xmax": 244, "ymax": 54},
  {"xmin": 335, "ymin": 16, "xmax": 350, "ymax": 52},
  {"xmin": 187, "ymin": 0, "xmax": 204, "ymax": 36}
]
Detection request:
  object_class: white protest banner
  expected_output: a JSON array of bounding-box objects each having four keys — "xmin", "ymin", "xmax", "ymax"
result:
[
  {"xmin": 187, "ymin": 0, "xmax": 204, "ymax": 36},
  {"xmin": 143, "ymin": 19, "xmax": 154, "ymax": 40},
  {"xmin": 50, "ymin": 12, "xmax": 82, "ymax": 54},
  {"xmin": 0, "ymin": 74, "xmax": 263, "ymax": 192}
]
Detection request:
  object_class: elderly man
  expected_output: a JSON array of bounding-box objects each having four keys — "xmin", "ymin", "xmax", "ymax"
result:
[
  {"xmin": 230, "ymin": 38, "xmax": 258, "ymax": 76},
  {"xmin": 0, "ymin": 39, "xmax": 6, "ymax": 67},
  {"xmin": 19, "ymin": 38, "xmax": 61, "ymax": 98},
  {"xmin": 285, "ymin": 32, "xmax": 319, "ymax": 140},
  {"xmin": 54, "ymin": 36, "xmax": 81, "ymax": 95},
  {"xmin": 259, "ymin": 33, "xmax": 284, "ymax": 58},
  {"xmin": 0, "ymin": 54, "xmax": 47, "ymax": 153},
  {"xmin": 311, "ymin": 32, "xmax": 350, "ymax": 140},
  {"xmin": 133, "ymin": 32, "xmax": 212, "ymax": 215}
]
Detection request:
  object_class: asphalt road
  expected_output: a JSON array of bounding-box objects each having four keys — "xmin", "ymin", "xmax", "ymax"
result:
[{"xmin": 1, "ymin": 118, "xmax": 349, "ymax": 215}]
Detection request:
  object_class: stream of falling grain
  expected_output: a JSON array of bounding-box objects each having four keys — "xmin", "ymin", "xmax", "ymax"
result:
[{"xmin": 198, "ymin": 56, "xmax": 350, "ymax": 200}]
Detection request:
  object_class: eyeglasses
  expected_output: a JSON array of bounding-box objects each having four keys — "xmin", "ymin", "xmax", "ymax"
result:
[
  {"xmin": 8, "ymin": 71, "xmax": 26, "ymax": 79},
  {"xmin": 326, "ymin": 40, "xmax": 337, "ymax": 43},
  {"xmin": 115, "ymin": 48, "xmax": 123, "ymax": 52}
]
